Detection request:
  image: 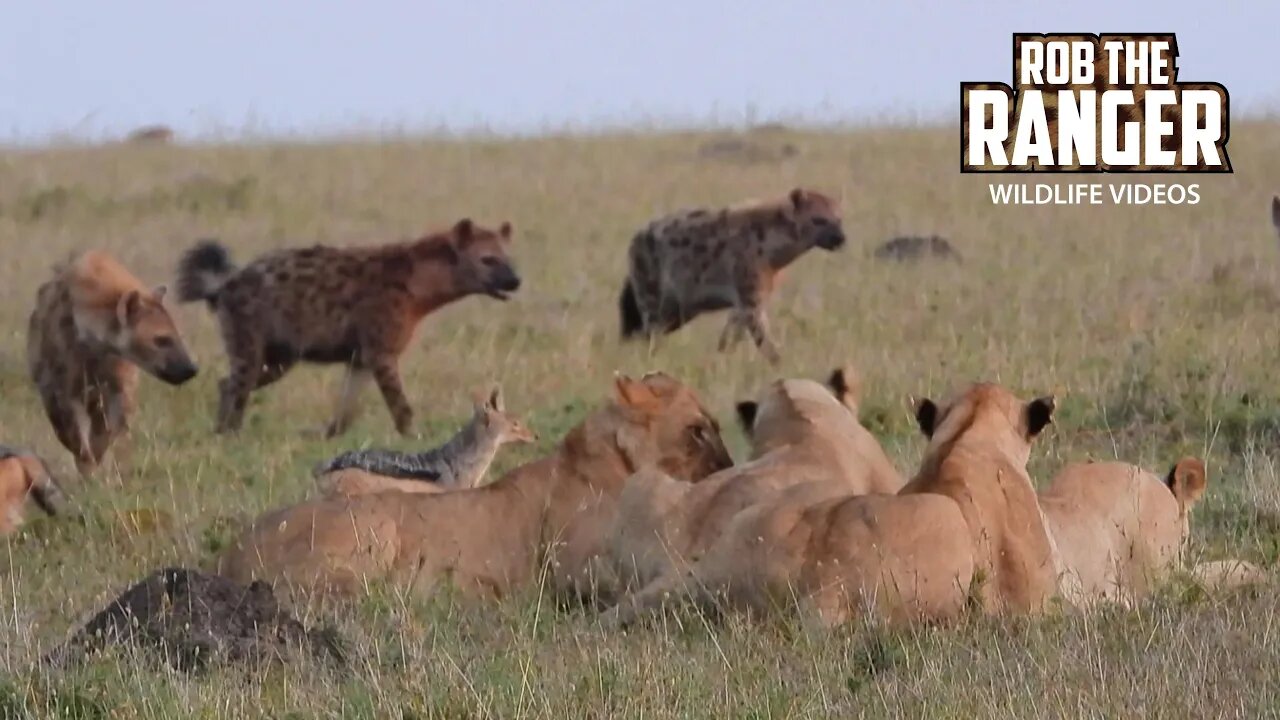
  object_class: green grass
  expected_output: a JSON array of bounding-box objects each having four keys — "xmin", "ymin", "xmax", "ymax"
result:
[{"xmin": 3, "ymin": 121, "xmax": 1280, "ymax": 717}]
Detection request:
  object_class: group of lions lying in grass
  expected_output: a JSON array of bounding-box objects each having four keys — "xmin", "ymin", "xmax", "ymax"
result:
[{"xmin": 216, "ymin": 368, "xmax": 1262, "ymax": 629}]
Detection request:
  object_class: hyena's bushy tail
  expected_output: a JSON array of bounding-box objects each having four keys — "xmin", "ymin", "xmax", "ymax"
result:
[
  {"xmin": 619, "ymin": 281, "xmax": 644, "ymax": 339},
  {"xmin": 176, "ymin": 239, "xmax": 237, "ymax": 305}
]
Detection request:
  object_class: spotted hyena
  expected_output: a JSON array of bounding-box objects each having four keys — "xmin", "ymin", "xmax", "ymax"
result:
[
  {"xmin": 619, "ymin": 188, "xmax": 845, "ymax": 364},
  {"xmin": 28, "ymin": 251, "xmax": 199, "ymax": 476},
  {"xmin": 175, "ymin": 219, "xmax": 521, "ymax": 438}
]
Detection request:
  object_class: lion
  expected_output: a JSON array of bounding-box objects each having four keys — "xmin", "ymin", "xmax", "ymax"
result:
[
  {"xmin": 603, "ymin": 382, "xmax": 1057, "ymax": 629},
  {"xmin": 215, "ymin": 373, "xmax": 733, "ymax": 603},
  {"xmin": 607, "ymin": 367, "xmax": 904, "ymax": 595},
  {"xmin": 1040, "ymin": 457, "xmax": 1264, "ymax": 606}
]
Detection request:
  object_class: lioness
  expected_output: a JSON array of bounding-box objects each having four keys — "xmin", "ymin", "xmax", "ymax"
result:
[
  {"xmin": 608, "ymin": 368, "xmax": 904, "ymax": 595},
  {"xmin": 1041, "ymin": 457, "xmax": 1209, "ymax": 607},
  {"xmin": 604, "ymin": 382, "xmax": 1057, "ymax": 629},
  {"xmin": 216, "ymin": 373, "xmax": 732, "ymax": 602}
]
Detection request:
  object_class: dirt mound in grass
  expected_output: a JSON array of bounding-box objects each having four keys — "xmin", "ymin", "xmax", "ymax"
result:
[{"xmin": 44, "ymin": 567, "xmax": 345, "ymax": 673}]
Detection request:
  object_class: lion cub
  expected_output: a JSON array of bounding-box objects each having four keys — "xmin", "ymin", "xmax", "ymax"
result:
[{"xmin": 314, "ymin": 386, "xmax": 537, "ymax": 497}]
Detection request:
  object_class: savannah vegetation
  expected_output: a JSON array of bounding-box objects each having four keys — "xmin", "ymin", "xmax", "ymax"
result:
[{"xmin": 2, "ymin": 120, "xmax": 1280, "ymax": 717}]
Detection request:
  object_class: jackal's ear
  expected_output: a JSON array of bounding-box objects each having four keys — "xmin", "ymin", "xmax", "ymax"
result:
[
  {"xmin": 116, "ymin": 290, "xmax": 144, "ymax": 327},
  {"xmin": 1271, "ymin": 196, "xmax": 1280, "ymax": 235},
  {"xmin": 453, "ymin": 218, "xmax": 475, "ymax": 245},
  {"xmin": 498, "ymin": 221, "xmax": 513, "ymax": 241},
  {"xmin": 488, "ymin": 386, "xmax": 504, "ymax": 412},
  {"xmin": 152, "ymin": 284, "xmax": 168, "ymax": 302},
  {"xmin": 789, "ymin": 187, "xmax": 807, "ymax": 210}
]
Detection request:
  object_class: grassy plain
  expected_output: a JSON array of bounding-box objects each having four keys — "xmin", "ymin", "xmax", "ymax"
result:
[{"xmin": 2, "ymin": 121, "xmax": 1280, "ymax": 717}]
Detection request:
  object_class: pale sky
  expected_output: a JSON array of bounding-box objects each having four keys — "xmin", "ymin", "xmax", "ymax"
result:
[{"xmin": 2, "ymin": 1, "xmax": 1276, "ymax": 141}]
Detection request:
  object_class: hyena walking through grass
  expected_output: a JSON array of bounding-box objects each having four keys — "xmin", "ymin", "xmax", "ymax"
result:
[
  {"xmin": 176, "ymin": 219, "xmax": 521, "ymax": 437},
  {"xmin": 27, "ymin": 251, "xmax": 198, "ymax": 476},
  {"xmin": 619, "ymin": 188, "xmax": 845, "ymax": 365}
]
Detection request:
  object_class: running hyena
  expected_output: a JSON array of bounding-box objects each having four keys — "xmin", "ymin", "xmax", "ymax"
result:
[
  {"xmin": 175, "ymin": 219, "xmax": 521, "ymax": 437},
  {"xmin": 618, "ymin": 188, "xmax": 845, "ymax": 365},
  {"xmin": 27, "ymin": 251, "xmax": 199, "ymax": 476}
]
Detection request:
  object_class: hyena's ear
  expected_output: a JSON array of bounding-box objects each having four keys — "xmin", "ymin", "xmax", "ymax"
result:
[
  {"xmin": 789, "ymin": 187, "xmax": 808, "ymax": 210},
  {"xmin": 116, "ymin": 290, "xmax": 144, "ymax": 327},
  {"xmin": 914, "ymin": 397, "xmax": 939, "ymax": 438},
  {"xmin": 498, "ymin": 222, "xmax": 513, "ymax": 241},
  {"xmin": 1025, "ymin": 395, "xmax": 1056, "ymax": 438},
  {"xmin": 453, "ymin": 218, "xmax": 475, "ymax": 246}
]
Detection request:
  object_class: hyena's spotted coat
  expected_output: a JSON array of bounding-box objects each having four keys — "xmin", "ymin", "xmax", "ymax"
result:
[
  {"xmin": 175, "ymin": 219, "xmax": 521, "ymax": 437},
  {"xmin": 27, "ymin": 251, "xmax": 198, "ymax": 476},
  {"xmin": 619, "ymin": 188, "xmax": 845, "ymax": 364}
]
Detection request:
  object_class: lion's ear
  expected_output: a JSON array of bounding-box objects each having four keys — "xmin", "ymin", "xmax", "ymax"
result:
[
  {"xmin": 614, "ymin": 374, "xmax": 661, "ymax": 413},
  {"xmin": 914, "ymin": 398, "xmax": 939, "ymax": 438},
  {"xmin": 1025, "ymin": 396, "xmax": 1056, "ymax": 438},
  {"xmin": 735, "ymin": 401, "xmax": 759, "ymax": 433}
]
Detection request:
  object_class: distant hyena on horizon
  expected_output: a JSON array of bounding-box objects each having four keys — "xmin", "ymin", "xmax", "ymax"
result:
[
  {"xmin": 176, "ymin": 219, "xmax": 521, "ymax": 438},
  {"xmin": 28, "ymin": 251, "xmax": 199, "ymax": 476},
  {"xmin": 619, "ymin": 188, "xmax": 846, "ymax": 365}
]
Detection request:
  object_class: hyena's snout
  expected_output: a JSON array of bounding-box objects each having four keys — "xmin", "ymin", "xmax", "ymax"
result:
[
  {"xmin": 816, "ymin": 226, "xmax": 846, "ymax": 251},
  {"xmin": 155, "ymin": 351, "xmax": 199, "ymax": 385},
  {"xmin": 484, "ymin": 263, "xmax": 522, "ymax": 300}
]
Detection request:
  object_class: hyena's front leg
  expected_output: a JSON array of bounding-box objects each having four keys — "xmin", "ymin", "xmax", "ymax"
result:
[
  {"xmin": 41, "ymin": 392, "xmax": 94, "ymax": 476},
  {"xmin": 742, "ymin": 306, "xmax": 782, "ymax": 366},
  {"xmin": 323, "ymin": 365, "xmax": 373, "ymax": 439},
  {"xmin": 370, "ymin": 358, "xmax": 414, "ymax": 436},
  {"xmin": 728, "ymin": 270, "xmax": 781, "ymax": 365},
  {"xmin": 90, "ymin": 378, "xmax": 137, "ymax": 476},
  {"xmin": 717, "ymin": 312, "xmax": 748, "ymax": 352}
]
